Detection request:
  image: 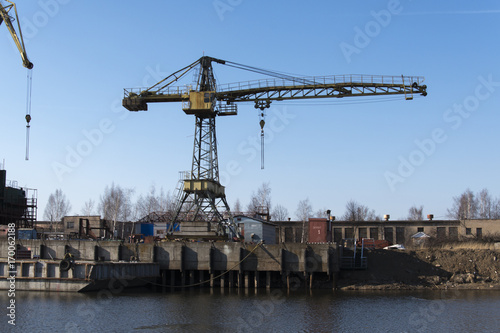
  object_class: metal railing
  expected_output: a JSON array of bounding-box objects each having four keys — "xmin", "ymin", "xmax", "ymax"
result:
[{"xmin": 124, "ymin": 75, "xmax": 425, "ymax": 98}]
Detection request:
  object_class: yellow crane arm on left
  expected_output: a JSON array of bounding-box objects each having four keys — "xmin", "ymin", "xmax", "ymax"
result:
[
  {"xmin": 0, "ymin": 0, "xmax": 33, "ymax": 69},
  {"xmin": 1, "ymin": 0, "xmax": 34, "ymax": 160}
]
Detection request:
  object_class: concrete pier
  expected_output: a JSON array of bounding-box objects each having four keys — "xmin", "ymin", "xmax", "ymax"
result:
[{"xmin": 0, "ymin": 239, "xmax": 339, "ymax": 291}]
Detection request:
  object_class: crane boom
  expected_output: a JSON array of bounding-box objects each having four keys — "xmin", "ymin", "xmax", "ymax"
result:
[
  {"xmin": 0, "ymin": 0, "xmax": 33, "ymax": 69},
  {"xmin": 124, "ymin": 73, "xmax": 426, "ymax": 111}
]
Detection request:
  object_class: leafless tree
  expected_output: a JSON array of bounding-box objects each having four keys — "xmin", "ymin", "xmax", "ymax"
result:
[
  {"xmin": 407, "ymin": 205, "xmax": 424, "ymax": 220},
  {"xmin": 136, "ymin": 185, "xmax": 161, "ymax": 219},
  {"xmin": 43, "ymin": 189, "xmax": 71, "ymax": 222},
  {"xmin": 341, "ymin": 200, "xmax": 377, "ymax": 221},
  {"xmin": 447, "ymin": 188, "xmax": 477, "ymax": 219},
  {"xmin": 295, "ymin": 198, "xmax": 313, "ymax": 221},
  {"xmin": 99, "ymin": 183, "xmax": 134, "ymax": 238},
  {"xmin": 233, "ymin": 198, "xmax": 243, "ymax": 216},
  {"xmin": 477, "ymin": 188, "xmax": 492, "ymax": 219},
  {"xmin": 295, "ymin": 198, "xmax": 312, "ymax": 243},
  {"xmin": 247, "ymin": 182, "xmax": 272, "ymax": 215},
  {"xmin": 272, "ymin": 204, "xmax": 289, "ymax": 221},
  {"xmin": 81, "ymin": 199, "xmax": 95, "ymax": 216},
  {"xmin": 136, "ymin": 185, "xmax": 175, "ymax": 220},
  {"xmin": 314, "ymin": 208, "xmax": 330, "ymax": 219}
]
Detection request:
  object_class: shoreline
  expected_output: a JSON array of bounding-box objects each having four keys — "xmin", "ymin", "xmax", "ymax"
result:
[{"xmin": 336, "ymin": 248, "xmax": 499, "ymax": 291}]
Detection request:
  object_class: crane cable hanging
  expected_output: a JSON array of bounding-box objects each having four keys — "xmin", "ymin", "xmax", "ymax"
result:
[
  {"xmin": 259, "ymin": 111, "xmax": 265, "ymax": 169},
  {"xmin": 25, "ymin": 68, "xmax": 32, "ymax": 160}
]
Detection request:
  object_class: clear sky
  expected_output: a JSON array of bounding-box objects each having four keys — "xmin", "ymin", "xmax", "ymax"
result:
[{"xmin": 1, "ymin": 0, "xmax": 500, "ymax": 220}]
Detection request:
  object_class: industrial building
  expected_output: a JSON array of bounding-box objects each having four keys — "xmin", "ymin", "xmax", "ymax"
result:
[
  {"xmin": 0, "ymin": 169, "xmax": 37, "ymax": 228},
  {"xmin": 275, "ymin": 217, "xmax": 500, "ymax": 246},
  {"xmin": 235, "ymin": 215, "xmax": 276, "ymax": 244}
]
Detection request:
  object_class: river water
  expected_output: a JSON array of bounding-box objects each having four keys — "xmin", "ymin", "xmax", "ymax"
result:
[{"xmin": 2, "ymin": 288, "xmax": 499, "ymax": 332}]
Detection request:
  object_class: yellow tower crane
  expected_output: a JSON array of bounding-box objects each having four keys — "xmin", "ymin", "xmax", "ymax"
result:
[
  {"xmin": 123, "ymin": 56, "xmax": 427, "ymax": 239},
  {"xmin": 0, "ymin": 0, "xmax": 34, "ymax": 160}
]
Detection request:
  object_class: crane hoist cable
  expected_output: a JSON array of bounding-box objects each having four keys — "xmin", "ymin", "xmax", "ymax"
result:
[{"xmin": 25, "ymin": 68, "xmax": 33, "ymax": 160}]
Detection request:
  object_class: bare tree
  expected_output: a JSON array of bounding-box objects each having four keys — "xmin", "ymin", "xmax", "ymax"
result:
[
  {"xmin": 477, "ymin": 188, "xmax": 492, "ymax": 219},
  {"xmin": 44, "ymin": 189, "xmax": 71, "ymax": 222},
  {"xmin": 247, "ymin": 182, "xmax": 272, "ymax": 215},
  {"xmin": 136, "ymin": 185, "xmax": 176, "ymax": 220},
  {"xmin": 272, "ymin": 204, "xmax": 289, "ymax": 221},
  {"xmin": 341, "ymin": 200, "xmax": 377, "ymax": 221},
  {"xmin": 447, "ymin": 188, "xmax": 477, "ymax": 219},
  {"xmin": 314, "ymin": 208, "xmax": 330, "ymax": 219},
  {"xmin": 295, "ymin": 198, "xmax": 313, "ymax": 221},
  {"xmin": 296, "ymin": 198, "xmax": 312, "ymax": 243},
  {"xmin": 233, "ymin": 198, "xmax": 243, "ymax": 216},
  {"xmin": 81, "ymin": 199, "xmax": 95, "ymax": 216},
  {"xmin": 136, "ymin": 185, "xmax": 161, "ymax": 219},
  {"xmin": 492, "ymin": 197, "xmax": 500, "ymax": 219},
  {"xmin": 99, "ymin": 183, "xmax": 134, "ymax": 238},
  {"xmin": 407, "ymin": 205, "xmax": 424, "ymax": 221}
]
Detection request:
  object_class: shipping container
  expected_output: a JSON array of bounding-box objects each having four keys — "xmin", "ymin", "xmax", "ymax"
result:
[
  {"xmin": 308, "ymin": 218, "xmax": 327, "ymax": 243},
  {"xmin": 135, "ymin": 223, "xmax": 154, "ymax": 237},
  {"xmin": 17, "ymin": 228, "xmax": 37, "ymax": 240}
]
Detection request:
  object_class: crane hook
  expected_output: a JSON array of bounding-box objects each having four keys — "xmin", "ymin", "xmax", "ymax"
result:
[{"xmin": 259, "ymin": 112, "xmax": 266, "ymax": 169}]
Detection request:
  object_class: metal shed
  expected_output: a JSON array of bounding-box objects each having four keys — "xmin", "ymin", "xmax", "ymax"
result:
[{"xmin": 234, "ymin": 215, "xmax": 276, "ymax": 244}]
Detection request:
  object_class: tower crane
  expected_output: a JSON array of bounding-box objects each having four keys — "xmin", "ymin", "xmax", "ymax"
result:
[
  {"xmin": 123, "ymin": 56, "xmax": 427, "ymax": 238},
  {"xmin": 1, "ymin": 0, "xmax": 34, "ymax": 160}
]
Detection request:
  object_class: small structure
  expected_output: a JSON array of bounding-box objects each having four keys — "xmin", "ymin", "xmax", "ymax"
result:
[
  {"xmin": 235, "ymin": 215, "xmax": 276, "ymax": 244},
  {"xmin": 62, "ymin": 216, "xmax": 112, "ymax": 239},
  {"xmin": 411, "ymin": 231, "xmax": 430, "ymax": 248}
]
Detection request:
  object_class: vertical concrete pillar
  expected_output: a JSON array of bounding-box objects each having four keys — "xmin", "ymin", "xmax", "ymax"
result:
[
  {"xmin": 254, "ymin": 271, "xmax": 259, "ymax": 290},
  {"xmin": 210, "ymin": 272, "xmax": 215, "ymax": 288}
]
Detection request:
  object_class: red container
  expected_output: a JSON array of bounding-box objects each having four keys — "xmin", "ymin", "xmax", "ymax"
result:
[{"xmin": 308, "ymin": 218, "xmax": 328, "ymax": 243}]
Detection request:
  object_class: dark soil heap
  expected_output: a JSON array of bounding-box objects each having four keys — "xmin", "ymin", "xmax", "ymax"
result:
[{"xmin": 338, "ymin": 248, "xmax": 500, "ymax": 290}]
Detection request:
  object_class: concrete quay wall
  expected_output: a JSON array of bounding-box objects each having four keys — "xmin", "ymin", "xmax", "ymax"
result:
[{"xmin": 2, "ymin": 239, "xmax": 339, "ymax": 275}]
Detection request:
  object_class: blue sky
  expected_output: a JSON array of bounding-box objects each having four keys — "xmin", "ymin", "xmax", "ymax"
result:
[{"xmin": 1, "ymin": 0, "xmax": 500, "ymax": 220}]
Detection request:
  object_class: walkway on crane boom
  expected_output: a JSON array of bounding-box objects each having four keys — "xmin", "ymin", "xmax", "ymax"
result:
[{"xmin": 123, "ymin": 74, "xmax": 427, "ymax": 112}]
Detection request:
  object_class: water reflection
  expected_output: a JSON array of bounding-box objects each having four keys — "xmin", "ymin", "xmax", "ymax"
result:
[{"xmin": 1, "ymin": 289, "xmax": 499, "ymax": 332}]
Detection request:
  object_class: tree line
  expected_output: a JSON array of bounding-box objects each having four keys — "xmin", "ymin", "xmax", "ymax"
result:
[{"xmin": 43, "ymin": 183, "xmax": 500, "ymax": 224}]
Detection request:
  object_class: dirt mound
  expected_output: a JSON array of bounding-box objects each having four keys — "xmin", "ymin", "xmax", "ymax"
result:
[{"xmin": 338, "ymin": 248, "xmax": 500, "ymax": 290}]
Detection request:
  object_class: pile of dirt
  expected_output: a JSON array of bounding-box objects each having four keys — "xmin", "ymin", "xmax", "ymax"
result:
[{"xmin": 338, "ymin": 248, "xmax": 500, "ymax": 290}]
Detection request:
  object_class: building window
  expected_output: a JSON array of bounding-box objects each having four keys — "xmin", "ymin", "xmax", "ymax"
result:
[
  {"xmin": 436, "ymin": 227, "xmax": 446, "ymax": 238},
  {"xmin": 476, "ymin": 228, "xmax": 482, "ymax": 238},
  {"xmin": 466, "ymin": 228, "xmax": 472, "ymax": 235},
  {"xmin": 359, "ymin": 228, "xmax": 367, "ymax": 239},
  {"xmin": 417, "ymin": 227, "xmax": 424, "ymax": 232},
  {"xmin": 66, "ymin": 221, "xmax": 74, "ymax": 229},
  {"xmin": 449, "ymin": 227, "xmax": 458, "ymax": 240},
  {"xmin": 345, "ymin": 228, "xmax": 354, "ymax": 239}
]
